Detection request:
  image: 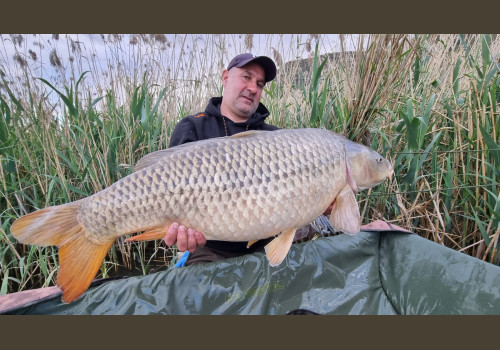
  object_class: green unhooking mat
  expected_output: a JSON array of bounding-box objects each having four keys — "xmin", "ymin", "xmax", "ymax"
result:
[{"xmin": 4, "ymin": 230, "xmax": 500, "ymax": 315}]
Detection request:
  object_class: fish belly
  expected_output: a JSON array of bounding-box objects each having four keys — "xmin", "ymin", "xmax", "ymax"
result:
[{"xmin": 77, "ymin": 129, "xmax": 347, "ymax": 243}]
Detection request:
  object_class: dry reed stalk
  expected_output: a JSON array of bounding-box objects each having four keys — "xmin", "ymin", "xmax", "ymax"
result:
[
  {"xmin": 0, "ymin": 157, "xmax": 7, "ymax": 194},
  {"xmin": 0, "ymin": 226, "xmax": 21, "ymax": 261},
  {"xmin": 483, "ymin": 222, "xmax": 500, "ymax": 262},
  {"xmin": 471, "ymin": 77, "xmax": 492, "ymax": 257},
  {"xmin": 359, "ymin": 187, "xmax": 372, "ymax": 222},
  {"xmin": 489, "ymin": 92, "xmax": 497, "ymax": 144},
  {"xmin": 423, "ymin": 209, "xmax": 439, "ymax": 243},
  {"xmin": 492, "ymin": 223, "xmax": 500, "ymax": 263},
  {"xmin": 424, "ymin": 178, "xmax": 446, "ymax": 244},
  {"xmin": 481, "ymin": 191, "xmax": 500, "ymax": 261}
]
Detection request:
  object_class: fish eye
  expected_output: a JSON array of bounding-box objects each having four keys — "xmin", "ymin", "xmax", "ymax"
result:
[{"xmin": 376, "ymin": 157, "xmax": 383, "ymax": 163}]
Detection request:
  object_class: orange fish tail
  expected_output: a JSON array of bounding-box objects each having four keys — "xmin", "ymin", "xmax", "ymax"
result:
[
  {"xmin": 10, "ymin": 203, "xmax": 115, "ymax": 303},
  {"xmin": 11, "ymin": 203, "xmax": 82, "ymax": 246},
  {"xmin": 57, "ymin": 234, "xmax": 114, "ymax": 303}
]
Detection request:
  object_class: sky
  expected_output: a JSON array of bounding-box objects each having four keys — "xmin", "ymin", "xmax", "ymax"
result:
[
  {"xmin": 0, "ymin": 34, "xmax": 358, "ymax": 81},
  {"xmin": 0, "ymin": 34, "xmax": 362, "ymax": 113}
]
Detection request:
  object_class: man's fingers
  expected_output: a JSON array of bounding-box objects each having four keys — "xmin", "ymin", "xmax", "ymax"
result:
[
  {"xmin": 187, "ymin": 228, "xmax": 197, "ymax": 252},
  {"xmin": 194, "ymin": 231, "xmax": 206, "ymax": 247},
  {"xmin": 164, "ymin": 222, "xmax": 179, "ymax": 246},
  {"xmin": 177, "ymin": 225, "xmax": 188, "ymax": 251},
  {"xmin": 163, "ymin": 222, "xmax": 206, "ymax": 253}
]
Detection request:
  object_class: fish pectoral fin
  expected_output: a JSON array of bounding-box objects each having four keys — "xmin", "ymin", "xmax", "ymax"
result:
[
  {"xmin": 124, "ymin": 224, "xmax": 172, "ymax": 242},
  {"xmin": 247, "ymin": 239, "xmax": 258, "ymax": 248},
  {"xmin": 329, "ymin": 184, "xmax": 360, "ymax": 235},
  {"xmin": 264, "ymin": 228, "xmax": 296, "ymax": 266}
]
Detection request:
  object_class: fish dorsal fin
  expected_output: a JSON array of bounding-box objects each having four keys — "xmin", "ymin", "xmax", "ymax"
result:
[
  {"xmin": 133, "ymin": 142, "xmax": 197, "ymax": 172},
  {"xmin": 230, "ymin": 130, "xmax": 269, "ymax": 138},
  {"xmin": 134, "ymin": 149, "xmax": 175, "ymax": 172},
  {"xmin": 134, "ymin": 130, "xmax": 269, "ymax": 172}
]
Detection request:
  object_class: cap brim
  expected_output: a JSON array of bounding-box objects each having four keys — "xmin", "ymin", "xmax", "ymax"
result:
[{"xmin": 233, "ymin": 56, "xmax": 277, "ymax": 82}]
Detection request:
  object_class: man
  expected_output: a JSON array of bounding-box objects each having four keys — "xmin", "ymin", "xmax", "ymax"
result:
[{"xmin": 163, "ymin": 53, "xmax": 279, "ymax": 266}]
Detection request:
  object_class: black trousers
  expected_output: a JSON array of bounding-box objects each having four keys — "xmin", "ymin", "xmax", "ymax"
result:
[{"xmin": 184, "ymin": 238, "xmax": 273, "ymax": 266}]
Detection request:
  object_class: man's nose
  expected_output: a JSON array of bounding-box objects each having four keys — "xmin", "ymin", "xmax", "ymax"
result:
[{"xmin": 246, "ymin": 80, "xmax": 258, "ymax": 93}]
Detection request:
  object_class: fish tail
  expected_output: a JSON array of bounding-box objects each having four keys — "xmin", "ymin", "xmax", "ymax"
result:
[{"xmin": 11, "ymin": 202, "xmax": 115, "ymax": 303}]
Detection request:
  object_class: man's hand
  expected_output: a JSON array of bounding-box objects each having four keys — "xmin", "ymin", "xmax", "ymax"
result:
[{"xmin": 163, "ymin": 222, "xmax": 207, "ymax": 253}]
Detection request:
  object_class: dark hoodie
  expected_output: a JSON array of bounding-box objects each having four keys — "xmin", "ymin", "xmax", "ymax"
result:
[
  {"xmin": 169, "ymin": 96, "xmax": 279, "ymax": 252},
  {"xmin": 169, "ymin": 97, "xmax": 278, "ymax": 147}
]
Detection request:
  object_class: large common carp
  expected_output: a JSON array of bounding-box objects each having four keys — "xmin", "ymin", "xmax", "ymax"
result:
[{"xmin": 11, "ymin": 128, "xmax": 393, "ymax": 303}]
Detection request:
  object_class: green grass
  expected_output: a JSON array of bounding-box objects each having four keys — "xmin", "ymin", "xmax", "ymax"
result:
[{"xmin": 1, "ymin": 34, "xmax": 499, "ymax": 295}]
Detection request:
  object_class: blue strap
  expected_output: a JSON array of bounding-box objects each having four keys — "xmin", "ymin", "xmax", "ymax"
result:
[{"xmin": 174, "ymin": 251, "xmax": 190, "ymax": 268}]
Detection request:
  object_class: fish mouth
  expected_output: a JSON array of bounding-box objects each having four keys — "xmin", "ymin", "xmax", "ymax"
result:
[{"xmin": 387, "ymin": 167, "xmax": 394, "ymax": 180}]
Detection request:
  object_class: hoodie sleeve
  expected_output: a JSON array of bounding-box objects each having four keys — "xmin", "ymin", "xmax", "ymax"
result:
[{"xmin": 169, "ymin": 116, "xmax": 199, "ymax": 148}]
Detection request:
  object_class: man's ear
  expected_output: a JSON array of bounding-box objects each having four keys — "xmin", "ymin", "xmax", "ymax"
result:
[{"xmin": 221, "ymin": 70, "xmax": 229, "ymax": 87}]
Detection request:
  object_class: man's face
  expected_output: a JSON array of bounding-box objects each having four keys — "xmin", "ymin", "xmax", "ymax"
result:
[{"xmin": 221, "ymin": 63, "xmax": 266, "ymax": 122}]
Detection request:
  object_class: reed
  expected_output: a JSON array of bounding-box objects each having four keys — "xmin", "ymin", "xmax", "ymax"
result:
[{"xmin": 1, "ymin": 34, "xmax": 499, "ymax": 295}]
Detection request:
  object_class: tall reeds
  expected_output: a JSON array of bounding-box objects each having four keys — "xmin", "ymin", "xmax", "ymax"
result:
[{"xmin": 1, "ymin": 34, "xmax": 499, "ymax": 295}]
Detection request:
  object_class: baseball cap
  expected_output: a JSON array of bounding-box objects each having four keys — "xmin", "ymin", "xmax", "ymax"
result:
[{"xmin": 227, "ymin": 53, "xmax": 277, "ymax": 82}]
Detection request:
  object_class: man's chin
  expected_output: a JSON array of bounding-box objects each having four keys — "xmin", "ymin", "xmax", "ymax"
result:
[
  {"xmin": 236, "ymin": 107, "xmax": 256, "ymax": 119},
  {"xmin": 238, "ymin": 104, "xmax": 257, "ymax": 117}
]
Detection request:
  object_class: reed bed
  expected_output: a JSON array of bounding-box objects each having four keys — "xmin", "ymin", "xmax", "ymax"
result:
[{"xmin": 0, "ymin": 34, "xmax": 499, "ymax": 295}]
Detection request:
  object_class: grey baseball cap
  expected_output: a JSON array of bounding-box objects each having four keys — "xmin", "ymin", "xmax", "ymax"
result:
[{"xmin": 227, "ymin": 53, "xmax": 277, "ymax": 82}]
